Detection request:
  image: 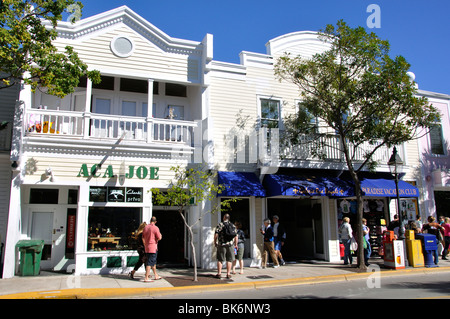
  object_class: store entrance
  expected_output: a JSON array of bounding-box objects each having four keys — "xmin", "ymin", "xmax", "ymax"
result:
[
  {"xmin": 267, "ymin": 198, "xmax": 323, "ymax": 261},
  {"xmin": 152, "ymin": 210, "xmax": 186, "ymax": 266}
]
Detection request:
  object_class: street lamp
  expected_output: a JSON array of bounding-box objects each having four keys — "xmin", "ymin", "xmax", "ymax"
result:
[
  {"xmin": 388, "ymin": 146, "xmax": 404, "ymax": 238},
  {"xmin": 388, "ymin": 146, "xmax": 408, "ymax": 267}
]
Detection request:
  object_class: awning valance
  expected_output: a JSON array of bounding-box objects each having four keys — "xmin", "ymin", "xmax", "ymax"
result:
[
  {"xmin": 263, "ymin": 174, "xmax": 419, "ymax": 198},
  {"xmin": 360, "ymin": 178, "xmax": 419, "ymax": 197},
  {"xmin": 217, "ymin": 171, "xmax": 266, "ymax": 197},
  {"xmin": 263, "ymin": 174, "xmax": 354, "ymax": 197}
]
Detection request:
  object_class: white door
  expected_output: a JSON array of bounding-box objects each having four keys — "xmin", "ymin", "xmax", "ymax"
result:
[{"xmin": 31, "ymin": 212, "xmax": 53, "ymax": 269}]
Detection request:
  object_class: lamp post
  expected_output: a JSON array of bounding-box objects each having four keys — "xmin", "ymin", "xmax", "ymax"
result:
[
  {"xmin": 388, "ymin": 146, "xmax": 404, "ymax": 238},
  {"xmin": 388, "ymin": 146, "xmax": 408, "ymax": 267}
]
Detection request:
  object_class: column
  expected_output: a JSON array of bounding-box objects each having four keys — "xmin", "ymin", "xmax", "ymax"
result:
[
  {"xmin": 145, "ymin": 79, "xmax": 154, "ymax": 143},
  {"xmin": 83, "ymin": 78, "xmax": 92, "ymax": 139}
]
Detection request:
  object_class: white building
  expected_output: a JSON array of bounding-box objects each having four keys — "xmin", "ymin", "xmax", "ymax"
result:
[{"xmin": 1, "ymin": 6, "xmax": 424, "ymax": 278}]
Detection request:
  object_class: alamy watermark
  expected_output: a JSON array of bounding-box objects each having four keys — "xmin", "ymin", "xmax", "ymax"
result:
[{"xmin": 367, "ymin": 4, "xmax": 381, "ymax": 29}]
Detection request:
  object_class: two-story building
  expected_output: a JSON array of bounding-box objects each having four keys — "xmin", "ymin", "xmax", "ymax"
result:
[
  {"xmin": 416, "ymin": 90, "xmax": 450, "ymax": 220},
  {"xmin": 1, "ymin": 6, "xmax": 428, "ymax": 277}
]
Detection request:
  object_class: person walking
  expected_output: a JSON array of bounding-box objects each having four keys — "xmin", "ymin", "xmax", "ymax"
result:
[
  {"xmin": 214, "ymin": 214, "xmax": 238, "ymax": 279},
  {"xmin": 441, "ymin": 217, "xmax": 450, "ymax": 260},
  {"xmin": 142, "ymin": 216, "xmax": 162, "ymax": 282},
  {"xmin": 272, "ymin": 215, "xmax": 286, "ymax": 266},
  {"xmin": 260, "ymin": 218, "xmax": 279, "ymax": 269},
  {"xmin": 362, "ymin": 218, "xmax": 371, "ymax": 266},
  {"xmin": 339, "ymin": 217, "xmax": 353, "ymax": 265},
  {"xmin": 232, "ymin": 221, "xmax": 245, "ymax": 275},
  {"xmin": 129, "ymin": 222, "xmax": 147, "ymax": 279}
]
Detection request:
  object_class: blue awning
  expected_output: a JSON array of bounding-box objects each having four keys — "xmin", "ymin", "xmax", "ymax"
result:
[
  {"xmin": 263, "ymin": 174, "xmax": 354, "ymax": 197},
  {"xmin": 263, "ymin": 174, "xmax": 420, "ymax": 198},
  {"xmin": 360, "ymin": 178, "xmax": 419, "ymax": 197},
  {"xmin": 217, "ymin": 171, "xmax": 266, "ymax": 197}
]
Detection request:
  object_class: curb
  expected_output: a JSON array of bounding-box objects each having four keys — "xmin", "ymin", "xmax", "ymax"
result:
[{"xmin": 1, "ymin": 266, "xmax": 450, "ymax": 299}]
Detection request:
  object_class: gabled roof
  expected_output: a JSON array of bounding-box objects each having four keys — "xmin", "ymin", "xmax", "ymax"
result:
[{"xmin": 49, "ymin": 5, "xmax": 203, "ymax": 56}]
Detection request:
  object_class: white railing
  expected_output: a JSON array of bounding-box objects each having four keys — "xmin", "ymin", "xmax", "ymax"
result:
[
  {"xmin": 24, "ymin": 109, "xmax": 198, "ymax": 145},
  {"xmin": 274, "ymin": 131, "xmax": 404, "ymax": 165}
]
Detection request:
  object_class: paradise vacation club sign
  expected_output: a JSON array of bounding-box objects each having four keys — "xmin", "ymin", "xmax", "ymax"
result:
[{"xmin": 77, "ymin": 163, "xmax": 159, "ymax": 180}]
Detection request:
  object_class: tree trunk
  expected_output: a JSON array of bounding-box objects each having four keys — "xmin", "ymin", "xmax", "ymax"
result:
[
  {"xmin": 179, "ymin": 209, "xmax": 198, "ymax": 281},
  {"xmin": 340, "ymin": 139, "xmax": 367, "ymax": 271}
]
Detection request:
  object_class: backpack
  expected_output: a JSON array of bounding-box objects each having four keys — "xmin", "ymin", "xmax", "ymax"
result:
[{"xmin": 222, "ymin": 222, "xmax": 237, "ymax": 242}]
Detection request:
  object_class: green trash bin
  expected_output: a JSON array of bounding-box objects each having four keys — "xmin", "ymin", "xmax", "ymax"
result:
[{"xmin": 16, "ymin": 240, "xmax": 45, "ymax": 276}]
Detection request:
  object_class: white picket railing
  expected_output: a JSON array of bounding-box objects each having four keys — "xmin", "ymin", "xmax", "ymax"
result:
[{"xmin": 24, "ymin": 109, "xmax": 199, "ymax": 145}]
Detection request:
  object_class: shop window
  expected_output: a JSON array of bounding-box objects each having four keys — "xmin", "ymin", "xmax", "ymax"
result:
[
  {"xmin": 87, "ymin": 207, "xmax": 141, "ymax": 251},
  {"xmin": 29, "ymin": 188, "xmax": 59, "ymax": 204},
  {"xmin": 89, "ymin": 187, "xmax": 143, "ymax": 203}
]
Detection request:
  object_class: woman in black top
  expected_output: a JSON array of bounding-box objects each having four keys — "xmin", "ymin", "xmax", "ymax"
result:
[
  {"xmin": 232, "ymin": 221, "xmax": 246, "ymax": 275},
  {"xmin": 129, "ymin": 222, "xmax": 147, "ymax": 279}
]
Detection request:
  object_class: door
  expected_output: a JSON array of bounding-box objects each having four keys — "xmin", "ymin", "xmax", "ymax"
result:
[
  {"xmin": 31, "ymin": 212, "xmax": 53, "ymax": 269},
  {"xmin": 312, "ymin": 203, "xmax": 325, "ymax": 259},
  {"xmin": 152, "ymin": 210, "xmax": 186, "ymax": 265}
]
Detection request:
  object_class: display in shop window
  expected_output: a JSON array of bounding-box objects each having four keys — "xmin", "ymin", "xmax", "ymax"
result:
[{"xmin": 87, "ymin": 207, "xmax": 141, "ymax": 251}]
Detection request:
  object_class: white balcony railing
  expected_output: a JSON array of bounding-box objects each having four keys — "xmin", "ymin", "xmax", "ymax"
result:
[
  {"xmin": 24, "ymin": 109, "xmax": 199, "ymax": 145},
  {"xmin": 264, "ymin": 129, "xmax": 404, "ymax": 167}
]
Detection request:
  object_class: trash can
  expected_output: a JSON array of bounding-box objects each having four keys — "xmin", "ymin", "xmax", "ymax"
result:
[
  {"xmin": 415, "ymin": 234, "xmax": 438, "ymax": 268},
  {"xmin": 16, "ymin": 240, "xmax": 44, "ymax": 276}
]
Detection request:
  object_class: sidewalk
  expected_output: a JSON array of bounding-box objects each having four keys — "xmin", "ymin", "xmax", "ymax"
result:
[{"xmin": 1, "ymin": 258, "xmax": 450, "ymax": 299}]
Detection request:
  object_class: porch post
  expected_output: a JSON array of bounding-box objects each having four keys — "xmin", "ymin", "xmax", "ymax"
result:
[
  {"xmin": 146, "ymin": 79, "xmax": 154, "ymax": 143},
  {"xmin": 83, "ymin": 78, "xmax": 92, "ymax": 139}
]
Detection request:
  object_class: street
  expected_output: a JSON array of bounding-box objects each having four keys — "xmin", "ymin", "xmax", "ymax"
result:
[{"xmin": 145, "ymin": 271, "xmax": 450, "ymax": 300}]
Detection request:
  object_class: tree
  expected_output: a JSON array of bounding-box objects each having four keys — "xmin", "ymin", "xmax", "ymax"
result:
[
  {"xmin": 274, "ymin": 20, "xmax": 440, "ymax": 270},
  {"xmin": 152, "ymin": 165, "xmax": 237, "ymax": 281},
  {"xmin": 0, "ymin": 0, "xmax": 100, "ymax": 96}
]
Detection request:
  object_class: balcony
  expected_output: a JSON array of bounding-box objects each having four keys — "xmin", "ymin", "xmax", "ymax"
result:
[
  {"xmin": 24, "ymin": 108, "xmax": 199, "ymax": 146},
  {"xmin": 260, "ymin": 128, "xmax": 405, "ymax": 172}
]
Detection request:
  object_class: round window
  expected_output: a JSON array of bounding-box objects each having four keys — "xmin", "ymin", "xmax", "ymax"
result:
[{"xmin": 110, "ymin": 36, "xmax": 134, "ymax": 58}]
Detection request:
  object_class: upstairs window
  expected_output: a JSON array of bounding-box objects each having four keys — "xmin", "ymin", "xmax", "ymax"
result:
[
  {"xmin": 260, "ymin": 98, "xmax": 280, "ymax": 128},
  {"xmin": 430, "ymin": 124, "xmax": 445, "ymax": 155}
]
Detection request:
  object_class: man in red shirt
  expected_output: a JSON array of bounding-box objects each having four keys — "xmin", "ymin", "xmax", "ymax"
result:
[{"xmin": 142, "ymin": 216, "xmax": 162, "ymax": 282}]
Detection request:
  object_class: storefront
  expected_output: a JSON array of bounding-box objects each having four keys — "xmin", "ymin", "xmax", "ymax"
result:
[{"xmin": 9, "ymin": 156, "xmax": 194, "ymax": 276}]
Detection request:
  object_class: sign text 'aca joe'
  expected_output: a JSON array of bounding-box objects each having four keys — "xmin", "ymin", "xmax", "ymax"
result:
[{"xmin": 77, "ymin": 163, "xmax": 159, "ymax": 180}]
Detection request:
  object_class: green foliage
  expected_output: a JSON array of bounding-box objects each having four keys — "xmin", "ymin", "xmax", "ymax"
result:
[
  {"xmin": 152, "ymin": 165, "xmax": 237, "ymax": 215},
  {"xmin": 275, "ymin": 20, "xmax": 440, "ymax": 171},
  {"xmin": 275, "ymin": 20, "xmax": 441, "ymax": 270},
  {"xmin": 0, "ymin": 0, "xmax": 100, "ymax": 96}
]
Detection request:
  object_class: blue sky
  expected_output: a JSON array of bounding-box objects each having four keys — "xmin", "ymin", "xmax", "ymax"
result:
[{"xmin": 76, "ymin": 0, "xmax": 450, "ymax": 95}]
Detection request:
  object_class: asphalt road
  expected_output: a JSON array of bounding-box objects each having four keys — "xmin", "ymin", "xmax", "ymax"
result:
[{"xmin": 149, "ymin": 271, "xmax": 450, "ymax": 300}]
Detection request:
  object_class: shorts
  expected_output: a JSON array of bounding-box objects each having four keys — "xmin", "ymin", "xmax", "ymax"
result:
[
  {"xmin": 236, "ymin": 244, "xmax": 245, "ymax": 260},
  {"xmin": 145, "ymin": 252, "xmax": 157, "ymax": 267},
  {"xmin": 217, "ymin": 245, "xmax": 235, "ymax": 262},
  {"xmin": 274, "ymin": 239, "xmax": 283, "ymax": 251}
]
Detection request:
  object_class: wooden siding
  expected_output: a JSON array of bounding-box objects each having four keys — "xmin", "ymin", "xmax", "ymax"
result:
[{"xmin": 53, "ymin": 24, "xmax": 201, "ymax": 83}]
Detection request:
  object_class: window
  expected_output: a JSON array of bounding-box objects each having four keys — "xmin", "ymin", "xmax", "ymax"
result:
[
  {"xmin": 110, "ymin": 36, "xmax": 134, "ymax": 58},
  {"xmin": 87, "ymin": 207, "xmax": 141, "ymax": 251},
  {"xmin": 120, "ymin": 78, "xmax": 148, "ymax": 93},
  {"xmin": 430, "ymin": 124, "xmax": 444, "ymax": 155},
  {"xmin": 94, "ymin": 98, "xmax": 111, "ymax": 114},
  {"xmin": 166, "ymin": 83, "xmax": 187, "ymax": 97},
  {"xmin": 297, "ymin": 101, "xmax": 318, "ymax": 133},
  {"xmin": 30, "ymin": 189, "xmax": 59, "ymax": 204},
  {"xmin": 260, "ymin": 98, "xmax": 280, "ymax": 128}
]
